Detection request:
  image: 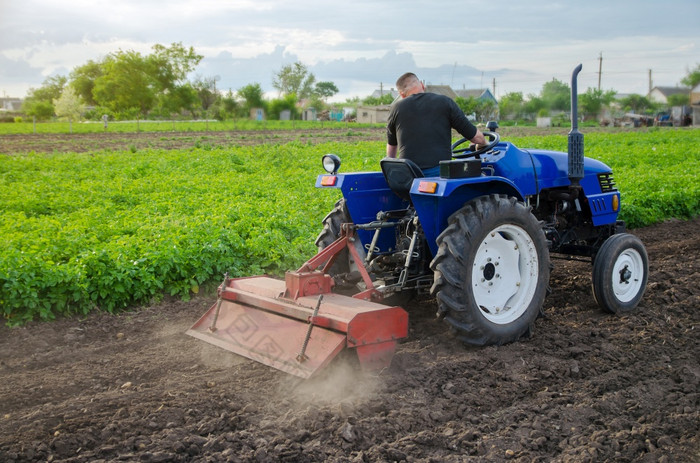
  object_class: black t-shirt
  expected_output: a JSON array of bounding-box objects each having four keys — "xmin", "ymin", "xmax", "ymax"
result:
[{"xmin": 386, "ymin": 92, "xmax": 478, "ymax": 170}]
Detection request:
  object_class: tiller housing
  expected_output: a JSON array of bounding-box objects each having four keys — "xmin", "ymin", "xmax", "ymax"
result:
[{"xmin": 187, "ymin": 224, "xmax": 409, "ymax": 379}]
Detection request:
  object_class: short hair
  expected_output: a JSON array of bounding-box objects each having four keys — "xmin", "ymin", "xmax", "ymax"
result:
[{"xmin": 396, "ymin": 73, "xmax": 420, "ymax": 93}]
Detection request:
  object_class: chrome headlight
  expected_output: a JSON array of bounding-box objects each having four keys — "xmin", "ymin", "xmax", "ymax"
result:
[{"xmin": 322, "ymin": 154, "xmax": 341, "ymax": 174}]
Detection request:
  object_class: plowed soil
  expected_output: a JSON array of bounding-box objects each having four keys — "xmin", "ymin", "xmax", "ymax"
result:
[{"xmin": 1, "ymin": 130, "xmax": 698, "ymax": 462}]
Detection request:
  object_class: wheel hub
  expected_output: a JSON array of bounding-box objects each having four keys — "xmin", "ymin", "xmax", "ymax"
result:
[{"xmin": 472, "ymin": 225, "xmax": 539, "ymax": 324}]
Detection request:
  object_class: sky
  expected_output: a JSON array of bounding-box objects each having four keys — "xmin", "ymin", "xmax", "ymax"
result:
[{"xmin": 1, "ymin": 0, "xmax": 698, "ymax": 102}]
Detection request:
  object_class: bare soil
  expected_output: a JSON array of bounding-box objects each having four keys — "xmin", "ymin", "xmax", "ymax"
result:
[{"xmin": 1, "ymin": 130, "xmax": 698, "ymax": 462}]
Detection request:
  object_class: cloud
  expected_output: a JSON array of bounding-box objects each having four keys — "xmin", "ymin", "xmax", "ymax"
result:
[{"xmin": 1, "ymin": 0, "xmax": 698, "ymax": 99}]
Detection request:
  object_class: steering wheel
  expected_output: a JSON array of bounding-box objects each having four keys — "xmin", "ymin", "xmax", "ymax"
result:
[{"xmin": 451, "ymin": 130, "xmax": 500, "ymax": 158}]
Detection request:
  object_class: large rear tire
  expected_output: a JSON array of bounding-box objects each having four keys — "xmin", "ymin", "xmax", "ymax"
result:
[
  {"xmin": 592, "ymin": 233, "xmax": 648, "ymax": 314},
  {"xmin": 314, "ymin": 198, "xmax": 353, "ymax": 276},
  {"xmin": 430, "ymin": 194, "xmax": 550, "ymax": 345}
]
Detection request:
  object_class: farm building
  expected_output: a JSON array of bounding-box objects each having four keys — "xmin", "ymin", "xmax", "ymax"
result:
[
  {"xmin": 648, "ymin": 86, "xmax": 690, "ymax": 104},
  {"xmin": 692, "ymin": 83, "xmax": 700, "ymax": 127},
  {"xmin": 0, "ymin": 97, "xmax": 23, "ymax": 112},
  {"xmin": 356, "ymin": 105, "xmax": 391, "ymax": 124},
  {"xmin": 454, "ymin": 88, "xmax": 498, "ymax": 106}
]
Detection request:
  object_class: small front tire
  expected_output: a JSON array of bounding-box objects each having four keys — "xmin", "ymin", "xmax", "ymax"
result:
[{"xmin": 592, "ymin": 233, "xmax": 648, "ymax": 314}]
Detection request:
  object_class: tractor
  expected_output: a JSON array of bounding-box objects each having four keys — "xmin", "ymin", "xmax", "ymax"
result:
[{"xmin": 188, "ymin": 64, "xmax": 649, "ymax": 378}]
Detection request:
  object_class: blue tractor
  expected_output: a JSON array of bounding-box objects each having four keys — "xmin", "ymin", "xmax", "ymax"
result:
[
  {"xmin": 189, "ymin": 65, "xmax": 649, "ymax": 377},
  {"xmin": 313, "ymin": 64, "xmax": 649, "ymax": 346}
]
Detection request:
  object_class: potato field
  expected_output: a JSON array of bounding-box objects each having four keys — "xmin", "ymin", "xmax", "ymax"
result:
[{"xmin": 0, "ymin": 126, "xmax": 698, "ymax": 462}]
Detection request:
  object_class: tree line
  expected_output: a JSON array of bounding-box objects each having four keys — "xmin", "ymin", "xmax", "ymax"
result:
[
  {"xmin": 16, "ymin": 42, "xmax": 700, "ymax": 124},
  {"xmin": 21, "ymin": 42, "xmax": 341, "ymax": 122}
]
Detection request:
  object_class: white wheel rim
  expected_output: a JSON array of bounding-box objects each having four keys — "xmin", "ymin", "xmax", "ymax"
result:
[
  {"xmin": 472, "ymin": 224, "xmax": 539, "ymax": 324},
  {"xmin": 611, "ymin": 248, "xmax": 645, "ymax": 303}
]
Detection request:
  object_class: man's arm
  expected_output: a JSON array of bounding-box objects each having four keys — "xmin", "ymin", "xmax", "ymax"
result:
[
  {"xmin": 386, "ymin": 144, "xmax": 397, "ymax": 158},
  {"xmin": 470, "ymin": 129, "xmax": 487, "ymax": 146}
]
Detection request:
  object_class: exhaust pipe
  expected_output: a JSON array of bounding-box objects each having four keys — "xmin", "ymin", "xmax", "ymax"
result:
[{"xmin": 568, "ymin": 63, "xmax": 584, "ymax": 184}]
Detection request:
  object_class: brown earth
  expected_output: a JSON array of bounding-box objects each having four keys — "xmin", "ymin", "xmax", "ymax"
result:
[
  {"xmin": 0, "ymin": 125, "xmax": 641, "ymax": 155},
  {"xmin": 1, "ymin": 130, "xmax": 698, "ymax": 462}
]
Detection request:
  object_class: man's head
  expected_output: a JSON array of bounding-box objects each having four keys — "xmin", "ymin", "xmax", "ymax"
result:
[{"xmin": 396, "ymin": 72, "xmax": 424, "ymax": 98}]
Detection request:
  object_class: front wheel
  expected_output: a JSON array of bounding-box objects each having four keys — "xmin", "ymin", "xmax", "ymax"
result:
[
  {"xmin": 592, "ymin": 233, "xmax": 648, "ymax": 314},
  {"xmin": 430, "ymin": 195, "xmax": 550, "ymax": 345}
]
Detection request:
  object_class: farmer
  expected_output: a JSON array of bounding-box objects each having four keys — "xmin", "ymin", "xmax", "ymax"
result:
[{"xmin": 386, "ymin": 72, "xmax": 486, "ymax": 176}]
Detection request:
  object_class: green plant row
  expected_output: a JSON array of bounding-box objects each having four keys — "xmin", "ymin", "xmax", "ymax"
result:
[
  {"xmin": 0, "ymin": 119, "xmax": 383, "ymax": 135},
  {"xmin": 1, "ymin": 131, "xmax": 698, "ymax": 324},
  {"xmin": 508, "ymin": 129, "xmax": 700, "ymax": 228}
]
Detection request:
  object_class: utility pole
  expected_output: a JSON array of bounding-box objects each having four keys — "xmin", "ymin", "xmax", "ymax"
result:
[
  {"xmin": 648, "ymin": 69, "xmax": 653, "ymax": 95},
  {"xmin": 597, "ymin": 52, "xmax": 603, "ymax": 91},
  {"xmin": 492, "ymin": 78, "xmax": 496, "ymax": 97},
  {"xmin": 380, "ymin": 82, "xmax": 383, "ymax": 97}
]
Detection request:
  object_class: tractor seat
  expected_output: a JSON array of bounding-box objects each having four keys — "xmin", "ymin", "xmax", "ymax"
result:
[{"xmin": 380, "ymin": 157, "xmax": 424, "ymax": 202}]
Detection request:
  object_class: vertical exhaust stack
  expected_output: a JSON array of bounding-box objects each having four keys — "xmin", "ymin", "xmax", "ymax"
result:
[{"xmin": 568, "ymin": 64, "xmax": 584, "ymax": 184}]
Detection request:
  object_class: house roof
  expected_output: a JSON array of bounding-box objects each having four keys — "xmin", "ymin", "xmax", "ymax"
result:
[
  {"xmin": 425, "ymin": 85, "xmax": 457, "ymax": 99},
  {"xmin": 455, "ymin": 89, "xmax": 488, "ymax": 99},
  {"xmin": 371, "ymin": 88, "xmax": 399, "ymax": 99},
  {"xmin": 649, "ymin": 86, "xmax": 689, "ymax": 97}
]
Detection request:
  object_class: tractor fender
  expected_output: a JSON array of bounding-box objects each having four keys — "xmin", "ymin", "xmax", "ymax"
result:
[{"xmin": 410, "ymin": 176, "xmax": 526, "ymax": 257}]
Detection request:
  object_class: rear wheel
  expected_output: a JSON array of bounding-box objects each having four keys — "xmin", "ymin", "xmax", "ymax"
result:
[
  {"xmin": 592, "ymin": 233, "xmax": 648, "ymax": 314},
  {"xmin": 430, "ymin": 194, "xmax": 550, "ymax": 345},
  {"xmin": 314, "ymin": 198, "xmax": 353, "ymax": 276}
]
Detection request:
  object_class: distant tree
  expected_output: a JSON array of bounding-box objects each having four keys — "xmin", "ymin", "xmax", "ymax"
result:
[
  {"xmin": 272, "ymin": 62, "xmax": 316, "ymax": 99},
  {"xmin": 154, "ymin": 82, "xmax": 199, "ymax": 118},
  {"xmin": 314, "ymin": 81, "xmax": 339, "ymax": 101},
  {"xmin": 267, "ymin": 93, "xmax": 298, "ymax": 120},
  {"xmin": 53, "ymin": 87, "xmax": 86, "ymax": 132},
  {"xmin": 237, "ymin": 83, "xmax": 266, "ymax": 114},
  {"xmin": 93, "ymin": 50, "xmax": 156, "ymax": 118},
  {"xmin": 88, "ymin": 43, "xmax": 203, "ymax": 119},
  {"xmin": 618, "ymin": 94, "xmax": 656, "ymax": 113},
  {"xmin": 362, "ymin": 93, "xmax": 394, "ymax": 105},
  {"xmin": 22, "ymin": 75, "xmax": 67, "ymax": 120},
  {"xmin": 540, "ymin": 78, "xmax": 571, "ymax": 112},
  {"xmin": 523, "ymin": 95, "xmax": 545, "ymax": 117},
  {"xmin": 22, "ymin": 99, "xmax": 55, "ymax": 121},
  {"xmin": 54, "ymin": 87, "xmax": 85, "ymax": 121},
  {"xmin": 667, "ymin": 93, "xmax": 690, "ymax": 106},
  {"xmin": 455, "ymin": 96, "xmax": 480, "ymax": 117},
  {"xmin": 70, "ymin": 60, "xmax": 102, "ymax": 106},
  {"xmin": 149, "ymin": 42, "xmax": 203, "ymax": 94},
  {"xmin": 192, "ymin": 76, "xmax": 220, "ymax": 114},
  {"xmin": 455, "ymin": 96, "xmax": 497, "ymax": 122},
  {"xmin": 498, "ymin": 92, "xmax": 525, "ymax": 120},
  {"xmin": 211, "ymin": 89, "xmax": 239, "ymax": 120},
  {"xmin": 579, "ymin": 88, "xmax": 616, "ymax": 120},
  {"xmin": 680, "ymin": 63, "xmax": 700, "ymax": 88}
]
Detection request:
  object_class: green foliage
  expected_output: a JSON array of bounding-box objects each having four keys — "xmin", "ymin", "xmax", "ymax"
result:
[
  {"xmin": 22, "ymin": 75, "xmax": 68, "ymax": 120},
  {"xmin": 0, "ymin": 141, "xmax": 379, "ymax": 324},
  {"xmin": 680, "ymin": 63, "xmax": 700, "ymax": 88},
  {"xmin": 667, "ymin": 93, "xmax": 690, "ymax": 106},
  {"xmin": 272, "ymin": 62, "xmax": 316, "ymax": 99},
  {"xmin": 507, "ymin": 130, "xmax": 700, "ymax": 228},
  {"xmin": 70, "ymin": 60, "xmax": 103, "ymax": 106},
  {"xmin": 579, "ymin": 88, "xmax": 617, "ymax": 119},
  {"xmin": 455, "ymin": 96, "xmax": 497, "ymax": 122},
  {"xmin": 362, "ymin": 93, "xmax": 394, "ymax": 106},
  {"xmin": 540, "ymin": 78, "xmax": 571, "ymax": 111},
  {"xmin": 237, "ymin": 83, "xmax": 266, "ymax": 114},
  {"xmin": 498, "ymin": 92, "xmax": 525, "ymax": 120},
  {"xmin": 618, "ymin": 94, "xmax": 657, "ymax": 114},
  {"xmin": 315, "ymin": 81, "xmax": 339, "ymax": 100},
  {"xmin": 53, "ymin": 87, "xmax": 86, "ymax": 121},
  {"xmin": 2, "ymin": 131, "xmax": 698, "ymax": 324},
  {"xmin": 267, "ymin": 94, "xmax": 299, "ymax": 120}
]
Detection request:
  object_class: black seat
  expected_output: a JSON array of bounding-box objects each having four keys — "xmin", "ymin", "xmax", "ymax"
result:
[{"xmin": 380, "ymin": 158, "xmax": 424, "ymax": 202}]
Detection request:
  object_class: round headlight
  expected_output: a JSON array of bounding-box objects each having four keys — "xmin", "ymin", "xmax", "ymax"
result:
[{"xmin": 322, "ymin": 154, "xmax": 341, "ymax": 174}]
